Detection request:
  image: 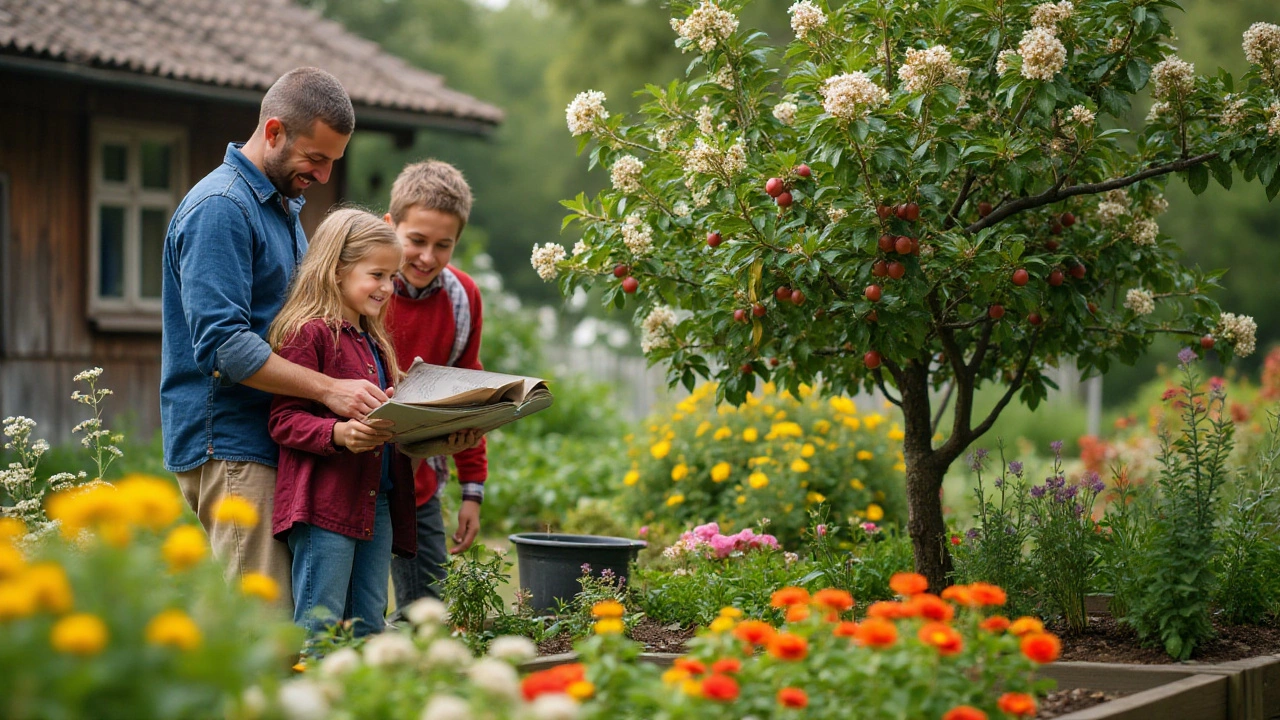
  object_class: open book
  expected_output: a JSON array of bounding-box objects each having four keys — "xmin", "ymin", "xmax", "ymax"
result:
[{"xmin": 367, "ymin": 359, "xmax": 554, "ymax": 458}]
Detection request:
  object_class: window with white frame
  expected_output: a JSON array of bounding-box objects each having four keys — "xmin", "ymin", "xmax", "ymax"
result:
[{"xmin": 89, "ymin": 120, "xmax": 187, "ymax": 330}]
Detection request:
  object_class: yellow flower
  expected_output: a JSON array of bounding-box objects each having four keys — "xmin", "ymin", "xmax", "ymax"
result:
[
  {"xmin": 161, "ymin": 525, "xmax": 208, "ymax": 572},
  {"xmin": 710, "ymin": 462, "xmax": 732, "ymax": 483},
  {"xmin": 593, "ymin": 618, "xmax": 625, "ymax": 635},
  {"xmin": 0, "ymin": 579, "xmax": 37, "ymax": 621},
  {"xmin": 742, "ymin": 427, "xmax": 759, "ymax": 443},
  {"xmin": 709, "ymin": 616, "xmax": 736, "ymax": 633},
  {"xmin": 762, "ymin": 382, "xmax": 777, "ymax": 395},
  {"xmin": 865, "ymin": 504, "xmax": 885, "ymax": 521},
  {"xmin": 592, "ymin": 599, "xmax": 626, "ymax": 618},
  {"xmin": 51, "ymin": 613, "xmax": 108, "ymax": 656},
  {"xmin": 666, "ymin": 494, "xmax": 685, "ymax": 507},
  {"xmin": 671, "ymin": 463, "xmax": 689, "ymax": 482},
  {"xmin": 748, "ymin": 472, "xmax": 769, "ymax": 489},
  {"xmin": 842, "ymin": 416, "xmax": 862, "ymax": 430},
  {"xmin": 798, "ymin": 383, "xmax": 813, "ymax": 399},
  {"xmin": 568, "ymin": 680, "xmax": 596, "ymax": 700},
  {"xmin": 748, "ymin": 456, "xmax": 772, "ymax": 468},
  {"xmin": 735, "ymin": 495, "xmax": 746, "ymax": 505},
  {"xmin": 790, "ymin": 458, "xmax": 811, "ymax": 473},
  {"xmin": 146, "ymin": 609, "xmax": 202, "ymax": 651},
  {"xmin": 681, "ymin": 679, "xmax": 703, "ymax": 697},
  {"xmin": 115, "ymin": 474, "xmax": 184, "ymax": 531},
  {"xmin": 774, "ymin": 411, "xmax": 788, "ymax": 421},
  {"xmin": 719, "ymin": 606, "xmax": 743, "ymax": 618},
  {"xmin": 768, "ymin": 422, "xmax": 803, "ymax": 439},
  {"xmin": 623, "ymin": 469, "xmax": 640, "ymax": 486},
  {"xmin": 829, "ymin": 396, "xmax": 856, "ymax": 415},
  {"xmin": 662, "ymin": 667, "xmax": 691, "ymax": 685},
  {"xmin": 850, "ymin": 479, "xmax": 865, "ymax": 490},
  {"xmin": 717, "ymin": 405, "xmax": 736, "ymax": 416},
  {"xmin": 671, "ymin": 412, "xmax": 685, "ymax": 422},
  {"xmin": 813, "ymin": 419, "xmax": 832, "ymax": 435},
  {"xmin": 240, "ymin": 573, "xmax": 280, "ymax": 603},
  {"xmin": 894, "ymin": 462, "xmax": 907, "ymax": 472},
  {"xmin": 0, "ymin": 517, "xmax": 26, "ymax": 544},
  {"xmin": 783, "ymin": 503, "xmax": 794, "ymax": 513},
  {"xmin": 650, "ymin": 440, "xmax": 672, "ymax": 459},
  {"xmin": 800, "ymin": 443, "xmax": 816, "ymax": 458},
  {"xmin": 695, "ymin": 421, "xmax": 713, "ymax": 437},
  {"xmin": 0, "ymin": 543, "xmax": 25, "ymax": 581},
  {"xmin": 713, "ymin": 426, "xmax": 732, "ymax": 441},
  {"xmin": 806, "ymin": 491, "xmax": 826, "ymax": 504},
  {"xmin": 887, "ymin": 424, "xmax": 905, "ymax": 441},
  {"xmin": 212, "ymin": 496, "xmax": 258, "ymax": 528},
  {"xmin": 26, "ymin": 563, "xmax": 73, "ymax": 614},
  {"xmin": 864, "ymin": 413, "xmax": 885, "ymax": 430},
  {"xmin": 47, "ymin": 483, "xmax": 131, "ymax": 539},
  {"xmin": 856, "ymin": 450, "xmax": 874, "ymax": 461}
]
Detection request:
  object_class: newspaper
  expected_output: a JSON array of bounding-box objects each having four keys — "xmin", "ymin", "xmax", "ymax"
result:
[{"xmin": 367, "ymin": 359, "xmax": 553, "ymax": 458}]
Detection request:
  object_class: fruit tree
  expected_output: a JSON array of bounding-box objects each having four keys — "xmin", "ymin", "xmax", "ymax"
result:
[{"xmin": 532, "ymin": 0, "xmax": 1276, "ymax": 589}]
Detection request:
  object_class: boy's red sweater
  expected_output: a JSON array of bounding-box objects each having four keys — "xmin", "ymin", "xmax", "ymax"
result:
[{"xmin": 385, "ymin": 266, "xmax": 487, "ymax": 507}]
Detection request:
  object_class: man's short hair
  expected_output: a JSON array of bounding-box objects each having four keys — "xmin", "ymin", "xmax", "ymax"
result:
[
  {"xmin": 388, "ymin": 160, "xmax": 473, "ymax": 230},
  {"xmin": 258, "ymin": 67, "xmax": 355, "ymax": 138}
]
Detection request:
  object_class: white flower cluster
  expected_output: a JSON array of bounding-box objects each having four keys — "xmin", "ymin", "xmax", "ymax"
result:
[
  {"xmin": 72, "ymin": 367, "xmax": 104, "ymax": 383},
  {"xmin": 827, "ymin": 206, "xmax": 848, "ymax": 223},
  {"xmin": 696, "ymin": 104, "xmax": 715, "ymax": 135},
  {"xmin": 897, "ymin": 45, "xmax": 970, "ymax": 93},
  {"xmin": 683, "ymin": 139, "xmax": 746, "ymax": 177},
  {"xmin": 671, "ymin": 1, "xmax": 739, "ymax": 53},
  {"xmin": 1243, "ymin": 22, "xmax": 1280, "ymax": 76},
  {"xmin": 572, "ymin": 240, "xmax": 590, "ymax": 257},
  {"xmin": 1216, "ymin": 312, "xmax": 1258, "ymax": 356},
  {"xmin": 1125, "ymin": 288, "xmax": 1156, "ymax": 316},
  {"xmin": 1146, "ymin": 100, "xmax": 1171, "ymax": 124},
  {"xmin": 1108, "ymin": 36, "xmax": 1127, "ymax": 54},
  {"xmin": 1268, "ymin": 102, "xmax": 1280, "ymax": 137},
  {"xmin": 673, "ymin": 201, "xmax": 692, "ymax": 217},
  {"xmin": 996, "ymin": 50, "xmax": 1019, "ymax": 75},
  {"xmin": 1151, "ymin": 55, "xmax": 1195, "ymax": 100},
  {"xmin": 640, "ymin": 305, "xmax": 678, "ymax": 353},
  {"xmin": 622, "ymin": 213, "xmax": 654, "ymax": 256},
  {"xmin": 821, "ymin": 72, "xmax": 889, "ymax": 121},
  {"xmin": 1018, "ymin": 27, "xmax": 1067, "ymax": 81},
  {"xmin": 789, "ymin": 1, "xmax": 826, "ymax": 40},
  {"xmin": 715, "ymin": 66, "xmax": 735, "ymax": 89},
  {"xmin": 610, "ymin": 155, "xmax": 645, "ymax": 194},
  {"xmin": 773, "ymin": 101, "xmax": 798, "ymax": 125},
  {"xmin": 1221, "ymin": 95, "xmax": 1248, "ymax": 126},
  {"xmin": 530, "ymin": 242, "xmax": 567, "ymax": 281},
  {"xmin": 1147, "ymin": 195, "xmax": 1169, "ymax": 216},
  {"xmin": 1031, "ymin": 1, "xmax": 1074, "ymax": 30},
  {"xmin": 1130, "ymin": 218, "xmax": 1159, "ymax": 246},
  {"xmin": 1096, "ymin": 188, "xmax": 1129, "ymax": 225},
  {"xmin": 565, "ymin": 90, "xmax": 608, "ymax": 136},
  {"xmin": 1068, "ymin": 104, "xmax": 1095, "ymax": 126}
]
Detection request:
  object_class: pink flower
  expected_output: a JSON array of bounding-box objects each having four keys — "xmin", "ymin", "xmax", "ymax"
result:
[
  {"xmin": 638, "ymin": 526, "xmax": 649, "ymax": 537},
  {"xmin": 692, "ymin": 522, "xmax": 721, "ymax": 542},
  {"xmin": 709, "ymin": 534, "xmax": 738, "ymax": 558},
  {"xmin": 816, "ymin": 524, "xmax": 828, "ymax": 537},
  {"xmin": 861, "ymin": 522, "xmax": 880, "ymax": 534}
]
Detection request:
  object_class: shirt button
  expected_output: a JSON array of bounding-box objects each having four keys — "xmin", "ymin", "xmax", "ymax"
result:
[
  {"xmin": 369, "ymin": 490, "xmax": 376, "ymax": 497},
  {"xmin": 212, "ymin": 370, "xmax": 220, "ymax": 379},
  {"xmin": 374, "ymin": 450, "xmax": 381, "ymax": 457}
]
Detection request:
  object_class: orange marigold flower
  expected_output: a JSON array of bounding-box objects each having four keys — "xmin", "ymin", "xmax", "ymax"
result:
[
  {"xmin": 889, "ymin": 572, "xmax": 929, "ymax": 596},
  {"xmin": 1008, "ymin": 616, "xmax": 1045, "ymax": 637},
  {"xmin": 918, "ymin": 622, "xmax": 964, "ymax": 656},
  {"xmin": 909, "ymin": 593, "xmax": 954, "ymax": 622},
  {"xmin": 767, "ymin": 632, "xmax": 809, "ymax": 661},
  {"xmin": 854, "ymin": 617, "xmax": 898, "ymax": 649},
  {"xmin": 1021, "ymin": 632, "xmax": 1062, "ymax": 664},
  {"xmin": 662, "ymin": 667, "xmax": 691, "ymax": 685},
  {"xmin": 812, "ymin": 588, "xmax": 854, "ymax": 613},
  {"xmin": 711, "ymin": 658, "xmax": 741, "ymax": 674},
  {"xmin": 941, "ymin": 585, "xmax": 978, "ymax": 606},
  {"xmin": 786, "ymin": 604, "xmax": 811, "ymax": 623},
  {"xmin": 968, "ymin": 582, "xmax": 1007, "ymax": 606},
  {"xmin": 777, "ymin": 687, "xmax": 809, "ymax": 708},
  {"xmin": 980, "ymin": 616, "xmax": 1012, "ymax": 633},
  {"xmin": 866, "ymin": 600, "xmax": 909, "ymax": 620},
  {"xmin": 592, "ymin": 599, "xmax": 626, "ymax": 618},
  {"xmin": 771, "ymin": 587, "xmax": 811, "ymax": 608},
  {"xmin": 521, "ymin": 663, "xmax": 586, "ymax": 700},
  {"xmin": 833, "ymin": 621, "xmax": 859, "ymax": 638},
  {"xmin": 998, "ymin": 692, "xmax": 1037, "ymax": 717},
  {"xmin": 674, "ymin": 657, "xmax": 706, "ymax": 675},
  {"xmin": 701, "ymin": 673, "xmax": 740, "ymax": 702},
  {"xmin": 942, "ymin": 705, "xmax": 988, "ymax": 720},
  {"xmin": 734, "ymin": 620, "xmax": 778, "ymax": 646}
]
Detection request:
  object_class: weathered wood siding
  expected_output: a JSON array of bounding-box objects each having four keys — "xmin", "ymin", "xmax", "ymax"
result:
[{"xmin": 0, "ymin": 70, "xmax": 342, "ymax": 446}]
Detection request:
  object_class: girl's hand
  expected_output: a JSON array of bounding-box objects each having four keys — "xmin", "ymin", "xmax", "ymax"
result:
[
  {"xmin": 333, "ymin": 419, "xmax": 393, "ymax": 453},
  {"xmin": 440, "ymin": 429, "xmax": 484, "ymax": 455}
]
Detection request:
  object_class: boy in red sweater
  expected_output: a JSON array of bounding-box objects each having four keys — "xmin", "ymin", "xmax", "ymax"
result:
[{"xmin": 383, "ymin": 160, "xmax": 487, "ymax": 607}]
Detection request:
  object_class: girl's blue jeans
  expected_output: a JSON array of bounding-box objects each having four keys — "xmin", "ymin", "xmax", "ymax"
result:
[{"xmin": 287, "ymin": 493, "xmax": 392, "ymax": 637}]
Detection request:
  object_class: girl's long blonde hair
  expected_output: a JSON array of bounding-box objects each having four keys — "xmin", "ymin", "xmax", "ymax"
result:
[{"xmin": 269, "ymin": 207, "xmax": 403, "ymax": 382}]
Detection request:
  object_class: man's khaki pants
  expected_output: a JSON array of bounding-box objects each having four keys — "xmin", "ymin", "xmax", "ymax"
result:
[{"xmin": 176, "ymin": 460, "xmax": 293, "ymax": 612}]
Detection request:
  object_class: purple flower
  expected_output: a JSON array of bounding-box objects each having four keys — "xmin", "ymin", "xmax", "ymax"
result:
[
  {"xmin": 1009, "ymin": 460, "xmax": 1024, "ymax": 476},
  {"xmin": 968, "ymin": 448, "xmax": 989, "ymax": 471},
  {"xmin": 1085, "ymin": 470, "xmax": 1105, "ymax": 493},
  {"xmin": 581, "ymin": 563, "xmax": 592, "ymax": 573},
  {"xmin": 1050, "ymin": 440, "xmax": 1064, "ymax": 457},
  {"xmin": 1030, "ymin": 485, "xmax": 1046, "ymax": 499},
  {"xmin": 994, "ymin": 477, "xmax": 1005, "ymax": 489},
  {"xmin": 1178, "ymin": 347, "xmax": 1197, "ymax": 366},
  {"xmin": 1074, "ymin": 502, "xmax": 1085, "ymax": 517},
  {"xmin": 1063, "ymin": 484, "xmax": 1080, "ymax": 499},
  {"xmin": 966, "ymin": 528, "xmax": 980, "ymax": 540}
]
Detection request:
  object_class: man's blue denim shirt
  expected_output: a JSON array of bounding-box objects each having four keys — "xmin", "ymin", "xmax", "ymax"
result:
[{"xmin": 160, "ymin": 143, "xmax": 307, "ymax": 473}]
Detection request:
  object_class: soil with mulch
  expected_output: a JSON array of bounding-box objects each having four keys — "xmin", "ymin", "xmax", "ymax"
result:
[
  {"xmin": 1036, "ymin": 688, "xmax": 1126, "ymax": 718},
  {"xmin": 1054, "ymin": 615, "xmax": 1280, "ymax": 664},
  {"xmin": 536, "ymin": 616, "xmax": 698, "ymax": 657}
]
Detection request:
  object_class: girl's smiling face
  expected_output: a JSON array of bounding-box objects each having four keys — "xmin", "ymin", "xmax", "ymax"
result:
[{"xmin": 338, "ymin": 245, "xmax": 402, "ymax": 326}]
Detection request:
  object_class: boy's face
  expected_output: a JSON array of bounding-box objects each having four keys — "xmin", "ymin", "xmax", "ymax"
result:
[{"xmin": 386, "ymin": 206, "xmax": 462, "ymax": 290}]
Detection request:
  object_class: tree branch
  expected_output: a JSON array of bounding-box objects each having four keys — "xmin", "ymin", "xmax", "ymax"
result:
[
  {"xmin": 968, "ymin": 328, "xmax": 1042, "ymax": 440},
  {"xmin": 944, "ymin": 172, "xmax": 977, "ymax": 230},
  {"xmin": 873, "ymin": 367, "xmax": 902, "ymax": 407},
  {"xmin": 967, "ymin": 319, "xmax": 996, "ymax": 374},
  {"xmin": 963, "ymin": 152, "xmax": 1217, "ymax": 235}
]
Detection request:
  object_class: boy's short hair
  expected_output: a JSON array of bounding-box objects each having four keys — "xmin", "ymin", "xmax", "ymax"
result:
[{"xmin": 388, "ymin": 160, "xmax": 472, "ymax": 231}]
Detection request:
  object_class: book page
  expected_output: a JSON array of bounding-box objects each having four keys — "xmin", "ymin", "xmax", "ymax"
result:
[{"xmin": 393, "ymin": 359, "xmax": 547, "ymax": 407}]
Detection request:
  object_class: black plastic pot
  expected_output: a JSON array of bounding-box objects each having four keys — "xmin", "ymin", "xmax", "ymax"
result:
[{"xmin": 508, "ymin": 533, "xmax": 647, "ymax": 615}]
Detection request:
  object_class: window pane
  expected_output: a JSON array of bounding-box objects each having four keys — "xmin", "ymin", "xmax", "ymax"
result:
[
  {"xmin": 99, "ymin": 206, "xmax": 126, "ymax": 298},
  {"xmin": 101, "ymin": 143, "xmax": 128, "ymax": 183},
  {"xmin": 140, "ymin": 208, "xmax": 168, "ymax": 298},
  {"xmin": 140, "ymin": 141, "xmax": 172, "ymax": 190}
]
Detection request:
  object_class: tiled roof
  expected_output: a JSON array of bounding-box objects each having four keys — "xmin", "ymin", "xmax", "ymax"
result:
[{"xmin": 0, "ymin": 0, "xmax": 503, "ymax": 128}]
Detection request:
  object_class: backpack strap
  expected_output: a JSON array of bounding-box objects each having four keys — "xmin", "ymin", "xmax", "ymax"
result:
[{"xmin": 439, "ymin": 267, "xmax": 472, "ymax": 367}]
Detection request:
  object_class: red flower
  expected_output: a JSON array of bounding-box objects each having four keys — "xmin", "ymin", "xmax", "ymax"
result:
[
  {"xmin": 767, "ymin": 632, "xmax": 809, "ymax": 661},
  {"xmin": 866, "ymin": 601, "xmax": 909, "ymax": 620},
  {"xmin": 733, "ymin": 620, "xmax": 777, "ymax": 646},
  {"xmin": 967, "ymin": 582, "xmax": 1007, "ymax": 607},
  {"xmin": 951, "ymin": 534, "xmax": 963, "ymax": 546},
  {"xmin": 710, "ymin": 658, "xmax": 741, "ymax": 674},
  {"xmin": 917, "ymin": 622, "xmax": 964, "ymax": 656},
  {"xmin": 943, "ymin": 705, "xmax": 988, "ymax": 720},
  {"xmin": 777, "ymin": 687, "xmax": 809, "ymax": 708},
  {"xmin": 674, "ymin": 657, "xmax": 706, "ymax": 675},
  {"xmin": 941, "ymin": 585, "xmax": 978, "ymax": 606},
  {"xmin": 521, "ymin": 663, "xmax": 587, "ymax": 700},
  {"xmin": 832, "ymin": 621, "xmax": 859, "ymax": 638},
  {"xmin": 980, "ymin": 616, "xmax": 1011, "ymax": 633},
  {"xmin": 854, "ymin": 617, "xmax": 898, "ymax": 649},
  {"xmin": 771, "ymin": 587, "xmax": 811, "ymax": 608},
  {"xmin": 889, "ymin": 572, "xmax": 929, "ymax": 596},
  {"xmin": 701, "ymin": 673, "xmax": 740, "ymax": 702},
  {"xmin": 786, "ymin": 604, "xmax": 811, "ymax": 623},
  {"xmin": 813, "ymin": 588, "xmax": 854, "ymax": 613},
  {"xmin": 998, "ymin": 692, "xmax": 1037, "ymax": 717},
  {"xmin": 909, "ymin": 593, "xmax": 954, "ymax": 622},
  {"xmin": 1008, "ymin": 616, "xmax": 1044, "ymax": 637},
  {"xmin": 1020, "ymin": 632, "xmax": 1062, "ymax": 664}
]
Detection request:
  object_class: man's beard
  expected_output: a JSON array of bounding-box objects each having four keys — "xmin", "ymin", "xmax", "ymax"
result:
[{"xmin": 263, "ymin": 146, "xmax": 306, "ymax": 199}]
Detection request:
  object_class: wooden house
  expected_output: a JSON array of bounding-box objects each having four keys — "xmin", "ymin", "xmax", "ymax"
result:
[{"xmin": 0, "ymin": 0, "xmax": 502, "ymax": 442}]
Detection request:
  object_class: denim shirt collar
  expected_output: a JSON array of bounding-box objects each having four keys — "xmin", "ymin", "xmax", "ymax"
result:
[{"xmin": 224, "ymin": 143, "xmax": 306, "ymax": 216}]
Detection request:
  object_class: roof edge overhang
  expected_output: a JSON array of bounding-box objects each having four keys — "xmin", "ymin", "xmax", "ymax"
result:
[{"xmin": 0, "ymin": 53, "xmax": 498, "ymax": 137}]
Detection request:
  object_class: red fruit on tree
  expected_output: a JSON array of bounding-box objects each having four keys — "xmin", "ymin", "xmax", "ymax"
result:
[
  {"xmin": 894, "ymin": 203, "xmax": 908, "ymax": 220},
  {"xmin": 707, "ymin": 231, "xmax": 723, "ymax": 247},
  {"xmin": 776, "ymin": 191, "xmax": 793, "ymax": 207},
  {"xmin": 1087, "ymin": 302, "xmax": 1098, "ymax": 314},
  {"xmin": 1050, "ymin": 220, "xmax": 1063, "ymax": 235},
  {"xmin": 752, "ymin": 302, "xmax": 767, "ymax": 317},
  {"xmin": 910, "ymin": 237, "xmax": 921, "ymax": 256},
  {"xmin": 741, "ymin": 362, "xmax": 754, "ymax": 375},
  {"xmin": 1070, "ymin": 262, "xmax": 1086, "ymax": 279},
  {"xmin": 733, "ymin": 308, "xmax": 748, "ymax": 323},
  {"xmin": 769, "ymin": 357, "xmax": 781, "ymax": 367},
  {"xmin": 989, "ymin": 304, "xmax": 1005, "ymax": 319},
  {"xmin": 1201, "ymin": 335, "xmax": 1216, "ymax": 349},
  {"xmin": 872, "ymin": 260, "xmax": 889, "ymax": 277},
  {"xmin": 876, "ymin": 204, "xmax": 893, "ymax": 220},
  {"xmin": 613, "ymin": 263, "xmax": 629, "ymax": 278},
  {"xmin": 1061, "ymin": 212, "xmax": 1076, "ymax": 227},
  {"xmin": 1028, "ymin": 312, "xmax": 1043, "ymax": 326},
  {"xmin": 1011, "ymin": 268, "xmax": 1030, "ymax": 286},
  {"xmin": 878, "ymin": 234, "xmax": 896, "ymax": 252},
  {"xmin": 865, "ymin": 284, "xmax": 883, "ymax": 302},
  {"xmin": 864, "ymin": 350, "xmax": 883, "ymax": 369},
  {"xmin": 978, "ymin": 201, "xmax": 993, "ymax": 218},
  {"xmin": 887, "ymin": 262, "xmax": 906, "ymax": 280},
  {"xmin": 894, "ymin": 236, "xmax": 913, "ymax": 255},
  {"xmin": 765, "ymin": 177, "xmax": 785, "ymax": 197},
  {"xmin": 904, "ymin": 202, "xmax": 921, "ymax": 222},
  {"xmin": 866, "ymin": 309, "xmax": 879, "ymax": 323},
  {"xmin": 775, "ymin": 286, "xmax": 792, "ymax": 301},
  {"xmin": 1049, "ymin": 270, "xmax": 1065, "ymax": 287},
  {"xmin": 621, "ymin": 276, "xmax": 639, "ymax": 293},
  {"xmin": 795, "ymin": 164, "xmax": 812, "ymax": 178},
  {"xmin": 1045, "ymin": 239, "xmax": 1061, "ymax": 252},
  {"xmin": 790, "ymin": 289, "xmax": 806, "ymax": 305}
]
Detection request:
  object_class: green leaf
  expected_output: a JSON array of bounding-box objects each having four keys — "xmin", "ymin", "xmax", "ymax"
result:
[
  {"xmin": 1125, "ymin": 59, "xmax": 1151, "ymax": 91},
  {"xmin": 1208, "ymin": 159, "xmax": 1233, "ymax": 190},
  {"xmin": 1186, "ymin": 164, "xmax": 1209, "ymax": 195}
]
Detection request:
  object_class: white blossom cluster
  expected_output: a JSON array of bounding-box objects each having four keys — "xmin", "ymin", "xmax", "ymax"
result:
[
  {"xmin": 1018, "ymin": 27, "xmax": 1067, "ymax": 81},
  {"xmin": 820, "ymin": 72, "xmax": 889, "ymax": 121},
  {"xmin": 1030, "ymin": 1, "xmax": 1074, "ymax": 30},
  {"xmin": 610, "ymin": 155, "xmax": 645, "ymax": 194},
  {"xmin": 1124, "ymin": 288, "xmax": 1156, "ymax": 316},
  {"xmin": 572, "ymin": 240, "xmax": 590, "ymax": 257},
  {"xmin": 1268, "ymin": 102, "xmax": 1280, "ymax": 137},
  {"xmin": 671, "ymin": 1, "xmax": 739, "ymax": 53},
  {"xmin": 565, "ymin": 90, "xmax": 608, "ymax": 136},
  {"xmin": 1130, "ymin": 218, "xmax": 1159, "ymax": 246},
  {"xmin": 1216, "ymin": 312, "xmax": 1258, "ymax": 356},
  {"xmin": 1147, "ymin": 195, "xmax": 1169, "ymax": 216},
  {"xmin": 715, "ymin": 66, "xmax": 736, "ymax": 89},
  {"xmin": 696, "ymin": 104, "xmax": 716, "ymax": 135},
  {"xmin": 1068, "ymin": 104, "xmax": 1095, "ymax": 126},
  {"xmin": 1096, "ymin": 188, "xmax": 1129, "ymax": 225},
  {"xmin": 622, "ymin": 213, "xmax": 654, "ymax": 256},
  {"xmin": 683, "ymin": 139, "xmax": 747, "ymax": 177},
  {"xmin": 897, "ymin": 45, "xmax": 970, "ymax": 93},
  {"xmin": 1221, "ymin": 95, "xmax": 1248, "ymax": 126},
  {"xmin": 640, "ymin": 305, "xmax": 678, "ymax": 353},
  {"xmin": 789, "ymin": 1, "xmax": 826, "ymax": 40},
  {"xmin": 996, "ymin": 49, "xmax": 1019, "ymax": 75},
  {"xmin": 773, "ymin": 101, "xmax": 798, "ymax": 125},
  {"xmin": 1108, "ymin": 36, "xmax": 1127, "ymax": 54},
  {"xmin": 1146, "ymin": 100, "xmax": 1171, "ymax": 123},
  {"xmin": 673, "ymin": 201, "xmax": 692, "ymax": 217},
  {"xmin": 1151, "ymin": 55, "xmax": 1196, "ymax": 100},
  {"xmin": 1243, "ymin": 22, "xmax": 1280, "ymax": 77},
  {"xmin": 530, "ymin": 242, "xmax": 567, "ymax": 281},
  {"xmin": 827, "ymin": 206, "xmax": 848, "ymax": 223},
  {"xmin": 654, "ymin": 125, "xmax": 677, "ymax": 150},
  {"xmin": 72, "ymin": 367, "xmax": 104, "ymax": 383}
]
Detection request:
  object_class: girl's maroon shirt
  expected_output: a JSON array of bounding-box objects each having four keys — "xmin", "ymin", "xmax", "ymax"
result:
[{"xmin": 268, "ymin": 318, "xmax": 416, "ymax": 557}]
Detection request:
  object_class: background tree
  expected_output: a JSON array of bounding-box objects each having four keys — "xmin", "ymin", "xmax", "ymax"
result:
[{"xmin": 540, "ymin": 0, "xmax": 1275, "ymax": 588}]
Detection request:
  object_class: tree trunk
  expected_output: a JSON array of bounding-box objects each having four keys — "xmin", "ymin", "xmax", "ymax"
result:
[{"xmin": 897, "ymin": 361, "xmax": 954, "ymax": 592}]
